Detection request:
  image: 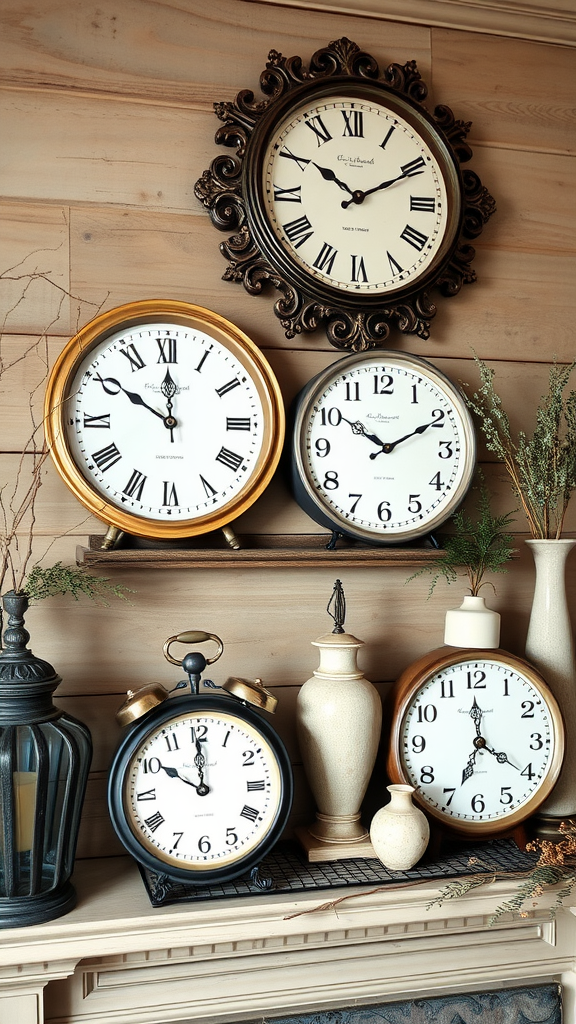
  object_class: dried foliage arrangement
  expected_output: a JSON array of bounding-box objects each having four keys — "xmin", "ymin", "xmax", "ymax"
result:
[
  {"xmin": 0, "ymin": 254, "xmax": 130, "ymax": 630},
  {"xmin": 461, "ymin": 357, "xmax": 576, "ymax": 539},
  {"xmin": 407, "ymin": 473, "xmax": 516, "ymax": 596},
  {"xmin": 426, "ymin": 822, "xmax": 576, "ymax": 925}
]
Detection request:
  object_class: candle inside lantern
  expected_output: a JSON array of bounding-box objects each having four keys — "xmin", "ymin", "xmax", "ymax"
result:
[{"xmin": 13, "ymin": 772, "xmax": 37, "ymax": 852}]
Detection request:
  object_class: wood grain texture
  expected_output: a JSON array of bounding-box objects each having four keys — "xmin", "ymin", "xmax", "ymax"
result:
[
  {"xmin": 0, "ymin": 0, "xmax": 430, "ymax": 103},
  {"xmin": 1, "ymin": 0, "xmax": 575, "ymax": 862}
]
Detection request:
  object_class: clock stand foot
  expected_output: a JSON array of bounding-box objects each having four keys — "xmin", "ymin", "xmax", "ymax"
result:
[
  {"xmin": 100, "ymin": 526, "xmax": 125, "ymax": 550},
  {"xmin": 221, "ymin": 524, "xmax": 241, "ymax": 549},
  {"xmin": 249, "ymin": 864, "xmax": 274, "ymax": 891}
]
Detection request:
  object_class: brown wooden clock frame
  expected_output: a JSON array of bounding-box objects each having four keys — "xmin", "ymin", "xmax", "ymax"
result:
[{"xmin": 194, "ymin": 37, "xmax": 496, "ymax": 352}]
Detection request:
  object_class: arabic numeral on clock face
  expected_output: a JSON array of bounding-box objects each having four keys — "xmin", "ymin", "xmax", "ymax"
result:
[
  {"xmin": 411, "ymin": 735, "xmax": 426, "ymax": 753},
  {"xmin": 408, "ymin": 494, "xmax": 422, "ymax": 514},
  {"xmin": 315, "ymin": 438, "xmax": 330, "ymax": 457},
  {"xmin": 323, "ymin": 470, "xmax": 339, "ymax": 490},
  {"xmin": 429, "ymin": 471, "xmax": 444, "ymax": 491},
  {"xmin": 471, "ymin": 793, "xmax": 485, "ymax": 814},
  {"xmin": 344, "ymin": 381, "xmax": 360, "ymax": 401},
  {"xmin": 377, "ymin": 501, "xmax": 391, "ymax": 522},
  {"xmin": 198, "ymin": 835, "xmax": 211, "ymax": 854},
  {"xmin": 416, "ymin": 704, "xmax": 437, "ymax": 723},
  {"xmin": 373, "ymin": 374, "xmax": 394, "ymax": 395},
  {"xmin": 420, "ymin": 766, "xmax": 434, "ymax": 784},
  {"xmin": 467, "ymin": 670, "xmax": 487, "ymax": 689},
  {"xmin": 320, "ymin": 407, "xmax": 342, "ymax": 426}
]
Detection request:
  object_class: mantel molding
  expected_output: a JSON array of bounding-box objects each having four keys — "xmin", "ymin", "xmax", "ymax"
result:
[{"xmin": 250, "ymin": 0, "xmax": 576, "ymax": 46}]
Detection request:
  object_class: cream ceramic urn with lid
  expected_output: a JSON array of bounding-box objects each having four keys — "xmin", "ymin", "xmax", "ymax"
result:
[{"xmin": 295, "ymin": 581, "xmax": 382, "ymax": 860}]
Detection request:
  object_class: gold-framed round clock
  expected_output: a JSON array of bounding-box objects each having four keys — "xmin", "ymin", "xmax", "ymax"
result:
[
  {"xmin": 195, "ymin": 37, "xmax": 496, "ymax": 350},
  {"xmin": 386, "ymin": 647, "xmax": 565, "ymax": 837},
  {"xmin": 44, "ymin": 300, "xmax": 285, "ymax": 541}
]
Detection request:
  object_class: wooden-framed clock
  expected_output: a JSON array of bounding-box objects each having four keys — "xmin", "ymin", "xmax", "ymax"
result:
[
  {"xmin": 195, "ymin": 37, "xmax": 496, "ymax": 350},
  {"xmin": 44, "ymin": 300, "xmax": 285, "ymax": 543},
  {"xmin": 290, "ymin": 349, "xmax": 476, "ymax": 545},
  {"xmin": 386, "ymin": 647, "xmax": 565, "ymax": 837}
]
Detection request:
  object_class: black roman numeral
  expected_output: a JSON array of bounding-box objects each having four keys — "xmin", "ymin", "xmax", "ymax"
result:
[
  {"xmin": 401, "ymin": 156, "xmax": 426, "ymax": 177},
  {"xmin": 380, "ymin": 125, "xmax": 396, "ymax": 149},
  {"xmin": 157, "ymin": 337, "xmax": 177, "ymax": 363},
  {"xmin": 401, "ymin": 224, "xmax": 429, "ymax": 251},
  {"xmin": 278, "ymin": 147, "xmax": 310, "ymax": 172},
  {"xmin": 387, "ymin": 251, "xmax": 404, "ymax": 275},
  {"xmin": 200, "ymin": 474, "xmax": 217, "ymax": 498},
  {"xmin": 91, "ymin": 442, "xmax": 122, "ymax": 472},
  {"xmin": 136, "ymin": 788, "xmax": 156, "ymax": 801},
  {"xmin": 351, "ymin": 254, "xmax": 368, "ymax": 283},
  {"xmin": 283, "ymin": 215, "xmax": 314, "ymax": 249},
  {"xmin": 341, "ymin": 109, "xmax": 364, "ymax": 137},
  {"xmin": 246, "ymin": 781, "xmax": 266, "ymax": 792},
  {"xmin": 240, "ymin": 805, "xmax": 259, "ymax": 822},
  {"xmin": 305, "ymin": 114, "xmax": 332, "ymax": 146},
  {"xmin": 215, "ymin": 378, "xmax": 241, "ymax": 398},
  {"xmin": 313, "ymin": 242, "xmax": 338, "ymax": 274},
  {"xmin": 123, "ymin": 469, "xmax": 147, "ymax": 501},
  {"xmin": 216, "ymin": 447, "xmax": 243, "ymax": 472},
  {"xmin": 273, "ymin": 184, "xmax": 302, "ymax": 203},
  {"xmin": 144, "ymin": 811, "xmax": 165, "ymax": 833},
  {"xmin": 83, "ymin": 413, "xmax": 110, "ymax": 428},
  {"xmin": 226, "ymin": 417, "xmax": 251, "ymax": 431},
  {"xmin": 410, "ymin": 196, "xmax": 436, "ymax": 212},
  {"xmin": 119, "ymin": 343, "xmax": 145, "ymax": 372},
  {"xmin": 162, "ymin": 481, "xmax": 179, "ymax": 506},
  {"xmin": 195, "ymin": 349, "xmax": 211, "ymax": 373}
]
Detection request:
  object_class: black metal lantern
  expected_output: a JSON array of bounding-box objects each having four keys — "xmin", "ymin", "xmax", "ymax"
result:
[{"xmin": 0, "ymin": 591, "xmax": 92, "ymax": 927}]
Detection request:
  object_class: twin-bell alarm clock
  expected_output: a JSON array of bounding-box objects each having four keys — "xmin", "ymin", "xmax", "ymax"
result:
[{"xmin": 107, "ymin": 630, "xmax": 293, "ymax": 887}]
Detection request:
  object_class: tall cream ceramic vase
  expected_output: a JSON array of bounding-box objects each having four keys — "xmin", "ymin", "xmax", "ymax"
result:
[
  {"xmin": 370, "ymin": 785, "xmax": 430, "ymax": 870},
  {"xmin": 296, "ymin": 630, "xmax": 382, "ymax": 843},
  {"xmin": 525, "ymin": 539, "xmax": 576, "ymax": 817}
]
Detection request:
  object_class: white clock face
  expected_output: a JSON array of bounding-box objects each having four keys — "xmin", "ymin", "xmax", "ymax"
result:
[
  {"xmin": 400, "ymin": 657, "xmax": 561, "ymax": 830},
  {"xmin": 293, "ymin": 352, "xmax": 475, "ymax": 543},
  {"xmin": 263, "ymin": 93, "xmax": 453, "ymax": 296},
  {"xmin": 60, "ymin": 312, "xmax": 280, "ymax": 533},
  {"xmin": 125, "ymin": 710, "xmax": 283, "ymax": 871}
]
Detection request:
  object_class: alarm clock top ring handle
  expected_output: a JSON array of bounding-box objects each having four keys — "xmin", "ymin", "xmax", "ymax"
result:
[{"xmin": 163, "ymin": 630, "xmax": 224, "ymax": 695}]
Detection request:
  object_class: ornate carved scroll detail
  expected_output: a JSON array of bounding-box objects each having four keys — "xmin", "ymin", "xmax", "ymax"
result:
[{"xmin": 194, "ymin": 37, "xmax": 496, "ymax": 351}]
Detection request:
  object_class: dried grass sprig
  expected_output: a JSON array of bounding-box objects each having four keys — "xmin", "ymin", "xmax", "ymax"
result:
[{"xmin": 461, "ymin": 358, "xmax": 576, "ymax": 539}]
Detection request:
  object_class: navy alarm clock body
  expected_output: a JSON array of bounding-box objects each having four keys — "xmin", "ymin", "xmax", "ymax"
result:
[{"xmin": 108, "ymin": 689, "xmax": 293, "ymax": 886}]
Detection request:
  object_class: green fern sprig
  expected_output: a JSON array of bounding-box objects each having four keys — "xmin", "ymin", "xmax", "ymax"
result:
[
  {"xmin": 407, "ymin": 475, "xmax": 516, "ymax": 597},
  {"xmin": 23, "ymin": 562, "xmax": 133, "ymax": 604}
]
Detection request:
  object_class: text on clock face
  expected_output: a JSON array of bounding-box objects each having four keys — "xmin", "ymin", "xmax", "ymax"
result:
[
  {"xmin": 304, "ymin": 361, "xmax": 469, "ymax": 535},
  {"xmin": 126, "ymin": 712, "xmax": 283, "ymax": 868},
  {"xmin": 66, "ymin": 324, "xmax": 267, "ymax": 521},
  {"xmin": 401, "ymin": 661, "xmax": 555, "ymax": 822},
  {"xmin": 264, "ymin": 96, "xmax": 450, "ymax": 294}
]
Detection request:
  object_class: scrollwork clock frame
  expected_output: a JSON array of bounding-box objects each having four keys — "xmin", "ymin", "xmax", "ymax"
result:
[{"xmin": 195, "ymin": 37, "xmax": 496, "ymax": 352}]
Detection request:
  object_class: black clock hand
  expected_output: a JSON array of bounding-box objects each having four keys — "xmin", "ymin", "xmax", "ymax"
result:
[
  {"xmin": 461, "ymin": 748, "xmax": 477, "ymax": 785},
  {"xmin": 341, "ymin": 417, "xmax": 387, "ymax": 449},
  {"xmin": 94, "ymin": 374, "xmax": 165, "ymax": 421},
  {"xmin": 312, "ymin": 163, "xmax": 354, "ymax": 196},
  {"xmin": 160, "ymin": 369, "xmax": 178, "ymax": 442},
  {"xmin": 341, "ymin": 166, "xmax": 425, "ymax": 209},
  {"xmin": 194, "ymin": 738, "xmax": 210, "ymax": 796},
  {"xmin": 469, "ymin": 697, "xmax": 483, "ymax": 736},
  {"xmin": 369, "ymin": 421, "xmax": 435, "ymax": 459},
  {"xmin": 483, "ymin": 744, "xmax": 521, "ymax": 770}
]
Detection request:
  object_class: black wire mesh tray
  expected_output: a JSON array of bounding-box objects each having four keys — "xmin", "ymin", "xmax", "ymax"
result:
[{"xmin": 139, "ymin": 837, "xmax": 536, "ymax": 908}]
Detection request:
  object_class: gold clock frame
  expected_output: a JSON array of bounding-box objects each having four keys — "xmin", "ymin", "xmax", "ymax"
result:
[
  {"xmin": 44, "ymin": 299, "xmax": 285, "ymax": 541},
  {"xmin": 387, "ymin": 646, "xmax": 565, "ymax": 837}
]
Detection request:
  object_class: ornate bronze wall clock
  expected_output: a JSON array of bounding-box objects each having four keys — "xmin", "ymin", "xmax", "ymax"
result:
[
  {"xmin": 44, "ymin": 300, "xmax": 285, "ymax": 547},
  {"xmin": 195, "ymin": 37, "xmax": 496, "ymax": 351}
]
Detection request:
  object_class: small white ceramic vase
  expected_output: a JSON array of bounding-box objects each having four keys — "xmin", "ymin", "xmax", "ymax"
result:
[
  {"xmin": 370, "ymin": 784, "xmax": 430, "ymax": 870},
  {"xmin": 297, "ymin": 627, "xmax": 381, "ymax": 844},
  {"xmin": 525, "ymin": 538, "xmax": 576, "ymax": 818},
  {"xmin": 444, "ymin": 594, "xmax": 501, "ymax": 649}
]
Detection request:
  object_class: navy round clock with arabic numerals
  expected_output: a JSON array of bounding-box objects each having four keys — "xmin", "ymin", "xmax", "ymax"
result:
[{"xmin": 290, "ymin": 349, "xmax": 476, "ymax": 546}]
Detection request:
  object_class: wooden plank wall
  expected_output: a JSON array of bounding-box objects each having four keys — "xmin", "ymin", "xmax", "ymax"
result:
[{"xmin": 1, "ymin": 0, "xmax": 575, "ymax": 859}]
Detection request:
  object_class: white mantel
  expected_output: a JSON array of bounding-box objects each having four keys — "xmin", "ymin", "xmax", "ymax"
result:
[{"xmin": 0, "ymin": 857, "xmax": 575, "ymax": 1024}]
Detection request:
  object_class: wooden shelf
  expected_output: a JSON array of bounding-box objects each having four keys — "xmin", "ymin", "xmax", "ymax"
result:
[{"xmin": 77, "ymin": 534, "xmax": 443, "ymax": 570}]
